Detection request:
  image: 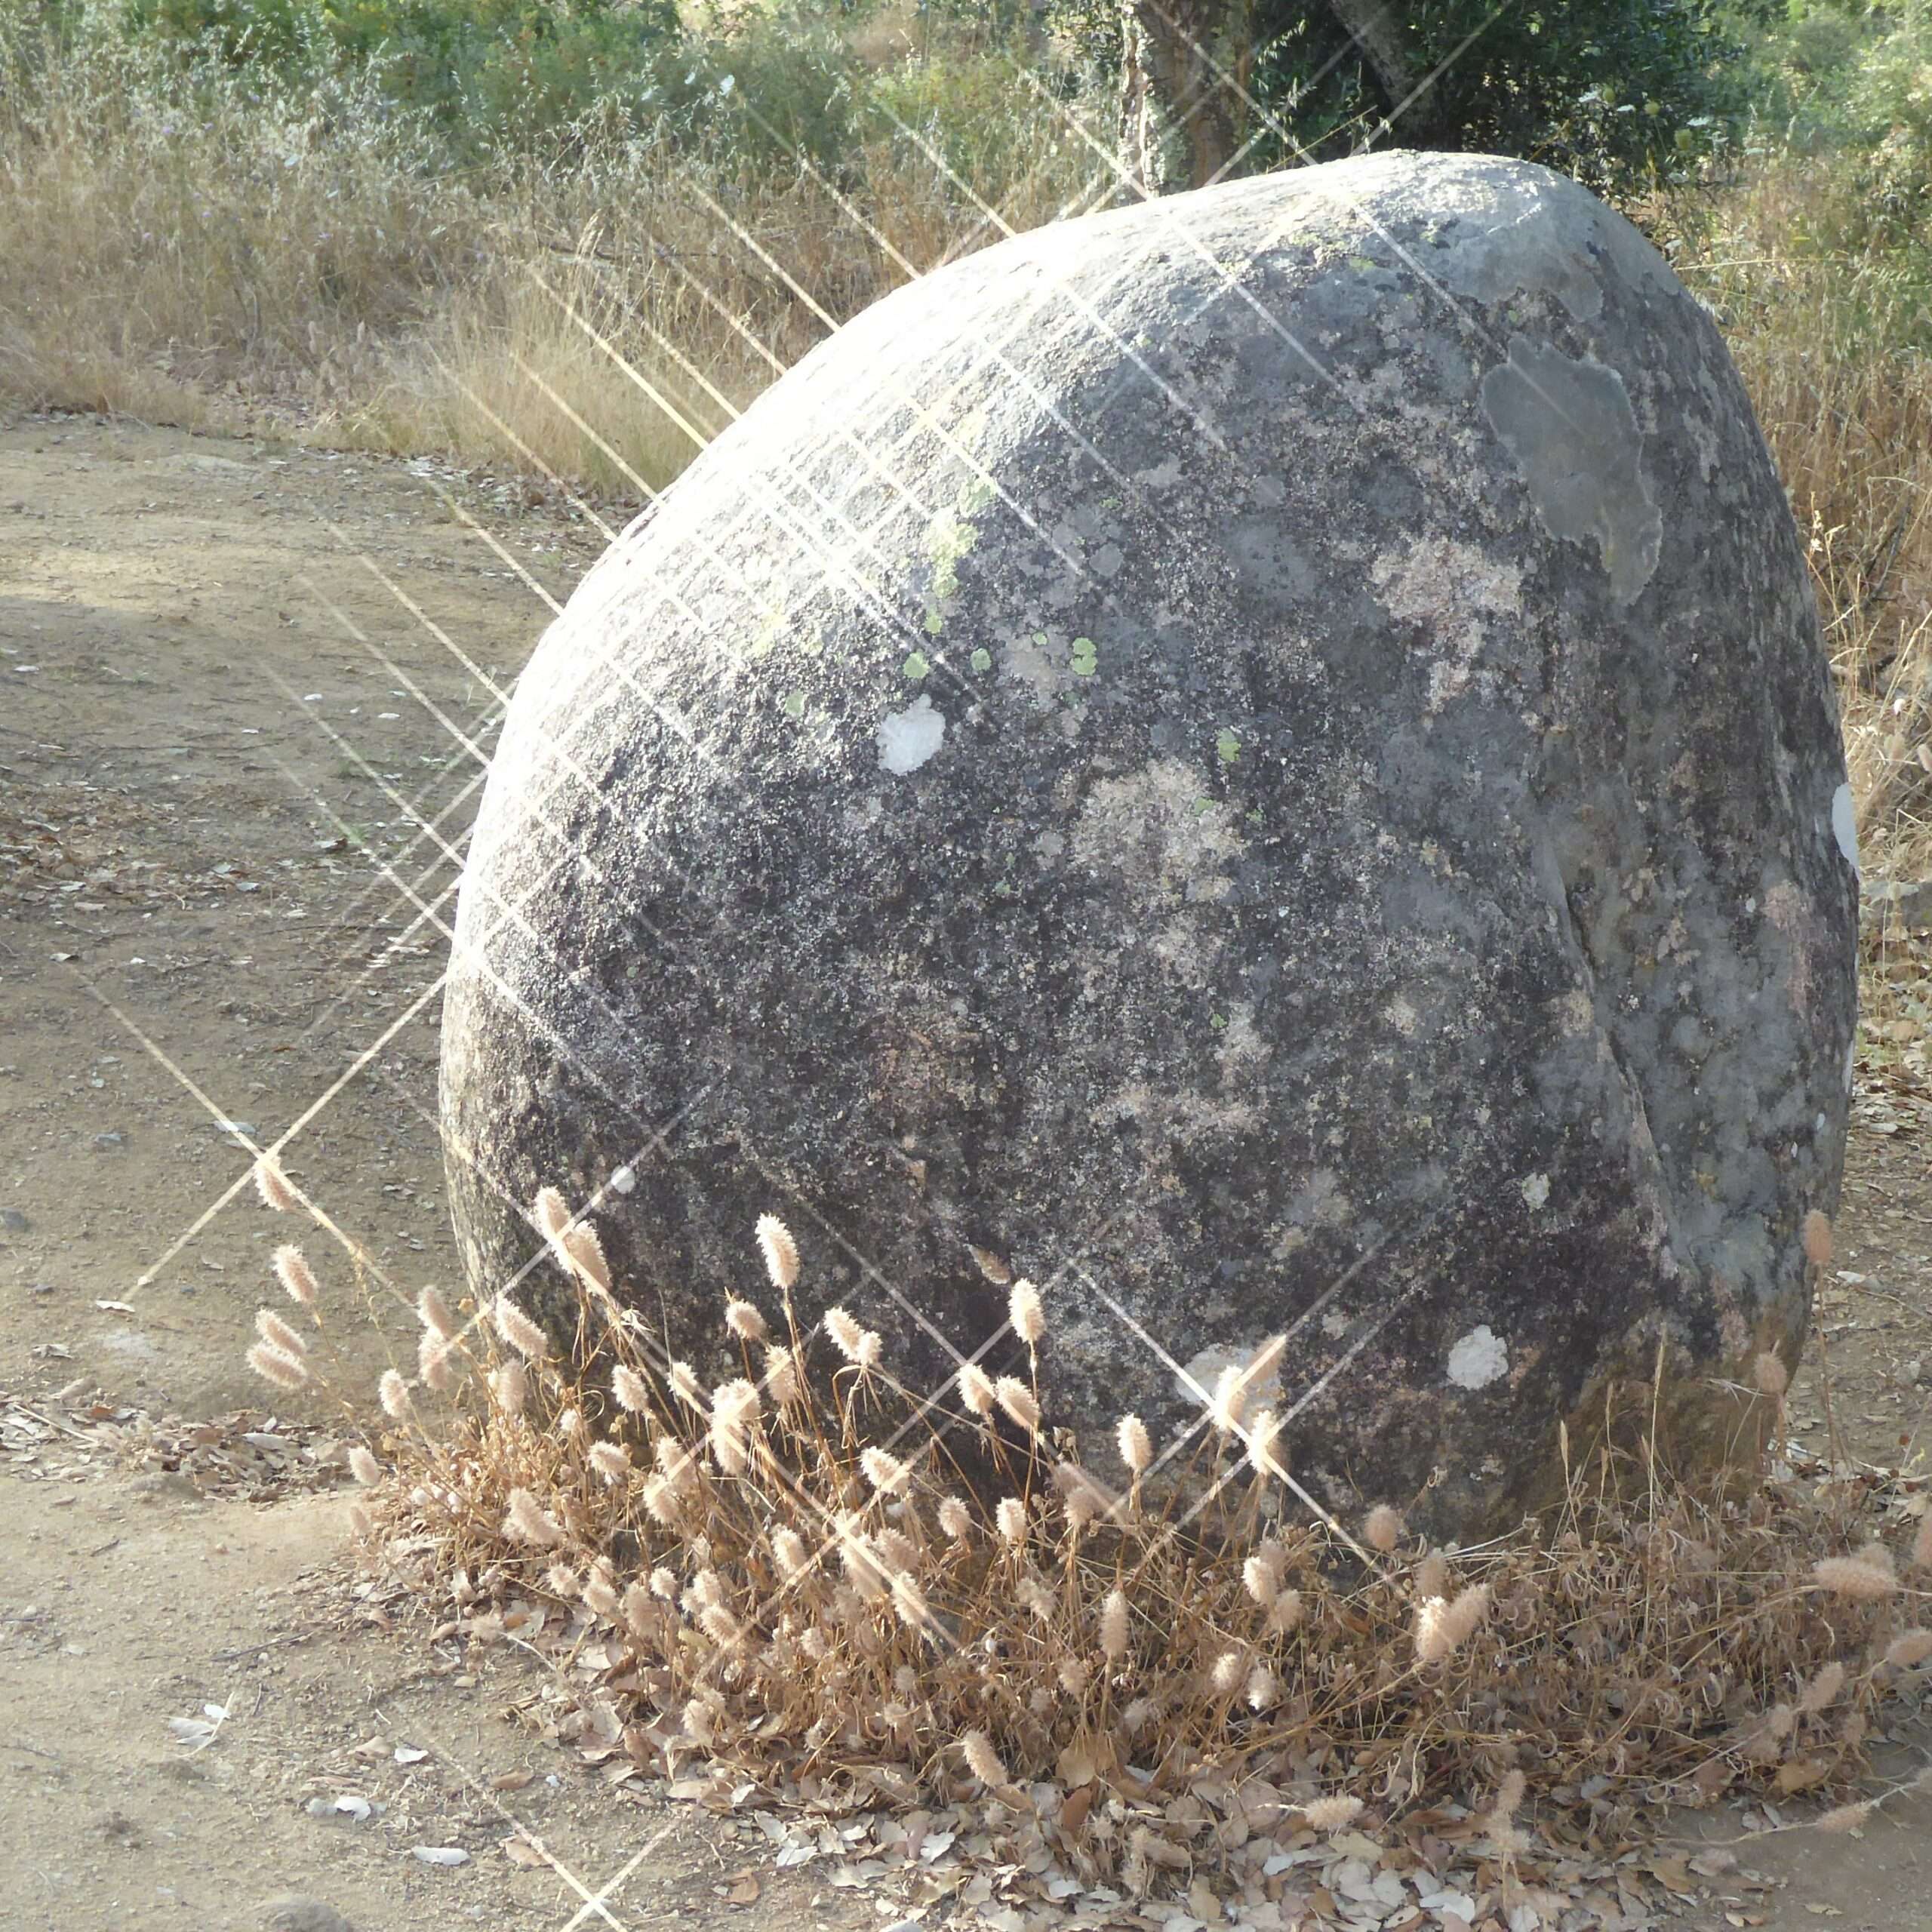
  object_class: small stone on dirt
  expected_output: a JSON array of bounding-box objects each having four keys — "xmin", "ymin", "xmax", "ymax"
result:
[{"xmin": 261, "ymin": 1897, "xmax": 356, "ymax": 1932}]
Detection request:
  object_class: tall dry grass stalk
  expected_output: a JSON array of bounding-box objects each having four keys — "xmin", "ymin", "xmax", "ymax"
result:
[{"xmin": 249, "ymin": 1183, "xmax": 1932, "ymax": 1897}]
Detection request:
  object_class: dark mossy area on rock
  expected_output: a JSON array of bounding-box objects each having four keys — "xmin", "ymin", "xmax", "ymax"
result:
[{"xmin": 440, "ymin": 150, "xmax": 1857, "ymax": 1539}]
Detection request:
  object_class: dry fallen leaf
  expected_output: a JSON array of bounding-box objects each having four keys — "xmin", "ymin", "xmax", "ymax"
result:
[{"xmin": 411, "ymin": 1846, "xmax": 469, "ymax": 1867}]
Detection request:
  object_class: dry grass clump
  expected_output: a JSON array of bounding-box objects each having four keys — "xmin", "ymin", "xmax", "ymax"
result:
[
  {"xmin": 0, "ymin": 10, "xmax": 1106, "ymax": 491},
  {"xmin": 1649, "ymin": 164, "xmax": 1932, "ymax": 882},
  {"xmin": 246, "ymin": 1171, "xmax": 1932, "ymax": 1894}
]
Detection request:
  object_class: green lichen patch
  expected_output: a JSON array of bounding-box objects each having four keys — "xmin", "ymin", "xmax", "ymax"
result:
[{"xmin": 923, "ymin": 506, "xmax": 981, "ymax": 602}]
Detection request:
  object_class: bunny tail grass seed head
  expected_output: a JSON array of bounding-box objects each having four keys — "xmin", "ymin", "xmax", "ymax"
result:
[
  {"xmin": 891, "ymin": 1571, "xmax": 930, "ymax": 1632},
  {"xmin": 1302, "ymin": 1795, "xmax": 1362, "ymax": 1832},
  {"xmin": 995, "ymin": 1497, "xmax": 1027, "ymax": 1546},
  {"xmin": 504, "ymin": 1487, "xmax": 561, "ymax": 1546},
  {"xmin": 611, "ymin": 1363, "xmax": 649, "ymax": 1414},
  {"xmin": 1364, "ymin": 1504, "xmax": 1405, "ymax": 1553},
  {"xmin": 1008, "ymin": 1278, "xmax": 1044, "ymax": 1345},
  {"xmin": 254, "ymin": 1152, "xmax": 298, "ymax": 1213},
  {"xmin": 1883, "ymin": 1629, "xmax": 1932, "ymax": 1668},
  {"xmin": 994, "ymin": 1375, "xmax": 1040, "ymax": 1434},
  {"xmin": 417, "ymin": 1331, "xmax": 454, "ymax": 1392},
  {"xmin": 937, "ymin": 1495, "xmax": 973, "ymax": 1540},
  {"xmin": 1247, "ymin": 1409, "xmax": 1283, "ymax": 1478},
  {"xmin": 824, "ymin": 1306, "xmax": 866, "ymax": 1363},
  {"xmin": 1752, "ymin": 1350, "xmax": 1789, "ymax": 1398},
  {"xmin": 534, "ymin": 1185, "xmax": 571, "ymax": 1243},
  {"xmin": 1801, "ymin": 1209, "xmax": 1833, "ymax": 1269},
  {"xmin": 1210, "ymin": 1363, "xmax": 1247, "ymax": 1435},
  {"xmin": 490, "ymin": 1358, "xmax": 526, "ymax": 1418},
  {"xmin": 959, "ymin": 1729, "xmax": 1006, "ymax": 1789},
  {"xmin": 1211, "ymin": 1650, "xmax": 1244, "ymax": 1696},
  {"xmin": 1269, "ymin": 1587, "xmax": 1305, "ymax": 1637},
  {"xmin": 757, "ymin": 1214, "xmax": 801, "ymax": 1291},
  {"xmin": 1242, "ymin": 1555, "xmax": 1278, "ymax": 1607},
  {"xmin": 589, "ymin": 1440, "xmax": 630, "ymax": 1484},
  {"xmin": 1247, "ymin": 1664, "xmax": 1278, "ymax": 1712},
  {"xmin": 378, "ymin": 1368, "xmax": 411, "ymax": 1421},
  {"xmin": 1117, "ymin": 1413, "xmax": 1152, "ymax": 1475},
  {"xmin": 1912, "ymin": 1511, "xmax": 1932, "ymax": 1574},
  {"xmin": 763, "ymin": 1343, "xmax": 801, "ymax": 1407},
  {"xmin": 772, "ymin": 1527, "xmax": 810, "ymax": 1575},
  {"xmin": 1812, "ymin": 1549, "xmax": 1898, "ymax": 1602},
  {"xmin": 272, "ymin": 1244, "xmax": 318, "ymax": 1308},
  {"xmin": 958, "ymin": 1363, "xmax": 996, "ymax": 1417},
  {"xmin": 1416, "ymin": 1583, "xmax": 1491, "ymax": 1666},
  {"xmin": 1242, "ymin": 1331, "xmax": 1287, "ymax": 1392},
  {"xmin": 416, "ymin": 1286, "xmax": 456, "ymax": 1340},
  {"xmin": 1798, "ymin": 1660, "xmax": 1847, "ymax": 1715},
  {"xmin": 492, "ymin": 1294, "xmax": 549, "ymax": 1361},
  {"xmin": 247, "ymin": 1340, "xmax": 308, "ymax": 1391},
  {"xmin": 349, "ymin": 1444, "xmax": 381, "ymax": 1486},
  {"xmin": 561, "ymin": 1223, "xmax": 610, "ymax": 1295},
  {"xmin": 255, "ymin": 1307, "xmax": 306, "ymax": 1357},
  {"xmin": 860, "ymin": 1447, "xmax": 910, "ymax": 1495},
  {"xmin": 1816, "ymin": 1800, "xmax": 1875, "ymax": 1835},
  {"xmin": 1100, "ymin": 1587, "xmax": 1130, "ymax": 1663},
  {"xmin": 669, "ymin": 1360, "xmax": 705, "ymax": 1411},
  {"xmin": 724, "ymin": 1297, "xmax": 768, "ymax": 1343}
]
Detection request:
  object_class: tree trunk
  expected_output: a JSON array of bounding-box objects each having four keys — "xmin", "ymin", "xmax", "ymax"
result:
[
  {"xmin": 1123, "ymin": 0, "xmax": 1241, "ymax": 190},
  {"xmin": 1117, "ymin": 11, "xmax": 1161, "ymax": 196},
  {"xmin": 1321, "ymin": 0, "xmax": 1438, "ymax": 136}
]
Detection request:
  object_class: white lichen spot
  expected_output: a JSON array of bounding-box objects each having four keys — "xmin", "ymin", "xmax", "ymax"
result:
[
  {"xmin": 1386, "ymin": 995, "xmax": 1419, "ymax": 1036},
  {"xmin": 877, "ymin": 695, "xmax": 945, "ymax": 776},
  {"xmin": 1319, "ymin": 1310, "xmax": 1351, "ymax": 1340},
  {"xmin": 610, "ymin": 1165, "xmax": 636, "ymax": 1196},
  {"xmin": 1181, "ymin": 1339, "xmax": 1284, "ymax": 1414},
  {"xmin": 1368, "ymin": 537, "xmax": 1522, "ymax": 712},
  {"xmin": 1519, "ymin": 1171, "xmax": 1550, "ymax": 1212},
  {"xmin": 1447, "ymin": 1325, "xmax": 1509, "ymax": 1391},
  {"xmin": 1554, "ymin": 989, "xmax": 1595, "ymax": 1036},
  {"xmin": 1070, "ymin": 758, "xmax": 1246, "ymax": 903},
  {"xmin": 1830, "ymin": 783, "xmax": 1860, "ymax": 876}
]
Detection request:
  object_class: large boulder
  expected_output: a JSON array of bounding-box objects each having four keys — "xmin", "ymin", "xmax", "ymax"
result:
[{"xmin": 441, "ymin": 150, "xmax": 1857, "ymax": 1536}]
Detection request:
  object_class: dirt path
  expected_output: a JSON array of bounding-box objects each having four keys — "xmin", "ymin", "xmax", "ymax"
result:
[{"xmin": 1, "ymin": 411, "xmax": 1927, "ymax": 1931}]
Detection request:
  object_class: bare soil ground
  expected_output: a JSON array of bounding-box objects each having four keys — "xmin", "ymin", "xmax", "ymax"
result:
[{"xmin": 1, "ymin": 411, "xmax": 1927, "ymax": 1931}]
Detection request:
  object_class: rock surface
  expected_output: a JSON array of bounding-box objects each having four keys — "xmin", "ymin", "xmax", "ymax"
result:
[{"xmin": 441, "ymin": 150, "xmax": 1857, "ymax": 1534}]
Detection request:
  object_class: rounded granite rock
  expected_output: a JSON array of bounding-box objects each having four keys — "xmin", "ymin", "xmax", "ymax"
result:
[{"xmin": 440, "ymin": 150, "xmax": 1857, "ymax": 1536}]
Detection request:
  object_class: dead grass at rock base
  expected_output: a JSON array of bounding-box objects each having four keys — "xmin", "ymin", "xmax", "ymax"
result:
[{"xmin": 229, "ymin": 1181, "xmax": 1932, "ymax": 1928}]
